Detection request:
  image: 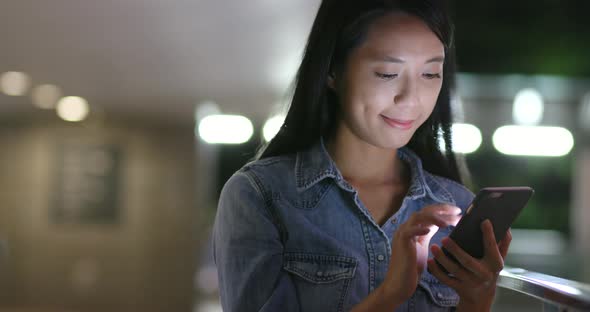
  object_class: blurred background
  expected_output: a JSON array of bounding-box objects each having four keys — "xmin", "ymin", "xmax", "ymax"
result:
[{"xmin": 0, "ymin": 0, "xmax": 589, "ymax": 311}]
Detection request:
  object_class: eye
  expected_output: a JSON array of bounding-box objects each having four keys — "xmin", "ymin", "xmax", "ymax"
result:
[
  {"xmin": 375, "ymin": 72, "xmax": 398, "ymax": 80},
  {"xmin": 423, "ymin": 73, "xmax": 442, "ymax": 79}
]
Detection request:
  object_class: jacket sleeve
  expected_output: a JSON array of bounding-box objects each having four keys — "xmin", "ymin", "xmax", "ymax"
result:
[{"xmin": 213, "ymin": 170, "xmax": 299, "ymax": 312}]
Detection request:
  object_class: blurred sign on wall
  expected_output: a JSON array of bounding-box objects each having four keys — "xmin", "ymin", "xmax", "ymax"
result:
[{"xmin": 51, "ymin": 143, "xmax": 122, "ymax": 224}]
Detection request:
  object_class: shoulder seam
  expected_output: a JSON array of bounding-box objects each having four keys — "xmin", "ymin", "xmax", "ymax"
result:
[
  {"xmin": 427, "ymin": 172, "xmax": 473, "ymax": 195},
  {"xmin": 239, "ymin": 168, "xmax": 289, "ymax": 243},
  {"xmin": 244, "ymin": 155, "xmax": 291, "ymax": 169},
  {"xmin": 237, "ymin": 169, "xmax": 272, "ymax": 208}
]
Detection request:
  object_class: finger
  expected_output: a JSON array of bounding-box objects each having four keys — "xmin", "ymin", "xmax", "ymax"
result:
[
  {"xmin": 427, "ymin": 259, "xmax": 460, "ymax": 289},
  {"xmin": 498, "ymin": 228, "xmax": 512, "ymax": 259},
  {"xmin": 430, "ymin": 244, "xmax": 475, "ymax": 283},
  {"xmin": 401, "ymin": 225, "xmax": 431, "ymax": 240},
  {"xmin": 481, "ymin": 220, "xmax": 504, "ymax": 273},
  {"xmin": 439, "ymin": 215, "xmax": 461, "ymax": 228},
  {"xmin": 422, "ymin": 204, "xmax": 462, "ymax": 216},
  {"xmin": 441, "ymin": 237, "xmax": 491, "ymax": 281},
  {"xmin": 408, "ymin": 212, "xmax": 461, "ymax": 229}
]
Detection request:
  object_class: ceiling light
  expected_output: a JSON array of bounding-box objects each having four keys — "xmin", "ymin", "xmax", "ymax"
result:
[
  {"xmin": 31, "ymin": 84, "xmax": 62, "ymax": 109},
  {"xmin": 492, "ymin": 125, "xmax": 573, "ymax": 157},
  {"xmin": 0, "ymin": 71, "xmax": 32, "ymax": 96},
  {"xmin": 198, "ymin": 115, "xmax": 253, "ymax": 144},
  {"xmin": 263, "ymin": 115, "xmax": 285, "ymax": 142},
  {"xmin": 439, "ymin": 123, "xmax": 482, "ymax": 154},
  {"xmin": 513, "ymin": 88, "xmax": 544, "ymax": 126},
  {"xmin": 56, "ymin": 96, "xmax": 90, "ymax": 122}
]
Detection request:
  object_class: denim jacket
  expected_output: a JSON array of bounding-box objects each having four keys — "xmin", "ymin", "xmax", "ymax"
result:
[{"xmin": 213, "ymin": 140, "xmax": 474, "ymax": 312}]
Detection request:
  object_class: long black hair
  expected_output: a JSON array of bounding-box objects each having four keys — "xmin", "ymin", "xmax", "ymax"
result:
[{"xmin": 259, "ymin": 0, "xmax": 465, "ymax": 183}]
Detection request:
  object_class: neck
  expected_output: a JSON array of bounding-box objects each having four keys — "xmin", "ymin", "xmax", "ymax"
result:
[{"xmin": 326, "ymin": 124, "xmax": 408, "ymax": 186}]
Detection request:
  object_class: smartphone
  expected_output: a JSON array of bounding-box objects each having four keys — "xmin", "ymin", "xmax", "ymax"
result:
[{"xmin": 441, "ymin": 186, "xmax": 534, "ymax": 264}]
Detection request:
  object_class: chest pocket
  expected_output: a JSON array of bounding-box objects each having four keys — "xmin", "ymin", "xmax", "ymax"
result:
[
  {"xmin": 283, "ymin": 253, "xmax": 357, "ymax": 312},
  {"xmin": 417, "ymin": 271, "xmax": 460, "ymax": 308}
]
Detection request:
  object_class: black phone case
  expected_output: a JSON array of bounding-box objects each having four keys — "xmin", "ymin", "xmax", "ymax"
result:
[{"xmin": 445, "ymin": 186, "xmax": 534, "ymax": 259}]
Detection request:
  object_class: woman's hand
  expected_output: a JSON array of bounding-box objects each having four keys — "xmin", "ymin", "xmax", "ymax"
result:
[
  {"xmin": 382, "ymin": 205, "xmax": 462, "ymax": 306},
  {"xmin": 427, "ymin": 220, "xmax": 513, "ymax": 311}
]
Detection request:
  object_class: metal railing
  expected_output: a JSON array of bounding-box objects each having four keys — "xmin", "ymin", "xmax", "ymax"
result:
[{"xmin": 497, "ymin": 266, "xmax": 590, "ymax": 311}]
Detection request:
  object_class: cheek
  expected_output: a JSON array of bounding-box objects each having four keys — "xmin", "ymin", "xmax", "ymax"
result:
[
  {"xmin": 421, "ymin": 84, "xmax": 443, "ymax": 114},
  {"xmin": 344, "ymin": 82, "xmax": 390, "ymax": 115},
  {"xmin": 372, "ymin": 87, "xmax": 397, "ymax": 108},
  {"xmin": 355, "ymin": 81, "xmax": 401, "ymax": 115}
]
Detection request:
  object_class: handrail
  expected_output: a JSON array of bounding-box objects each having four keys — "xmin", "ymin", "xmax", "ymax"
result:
[{"xmin": 497, "ymin": 266, "xmax": 590, "ymax": 311}]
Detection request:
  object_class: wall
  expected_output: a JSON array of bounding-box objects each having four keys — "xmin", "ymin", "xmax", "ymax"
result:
[{"xmin": 0, "ymin": 116, "xmax": 201, "ymax": 312}]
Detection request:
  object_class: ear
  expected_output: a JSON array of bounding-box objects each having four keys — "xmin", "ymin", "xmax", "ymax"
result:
[{"xmin": 327, "ymin": 73, "xmax": 336, "ymax": 90}]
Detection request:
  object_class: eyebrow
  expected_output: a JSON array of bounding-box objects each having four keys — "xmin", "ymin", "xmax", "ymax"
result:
[{"xmin": 377, "ymin": 56, "xmax": 445, "ymax": 64}]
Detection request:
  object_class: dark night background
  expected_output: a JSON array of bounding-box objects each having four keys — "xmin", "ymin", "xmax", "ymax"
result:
[{"xmin": 451, "ymin": 0, "xmax": 590, "ymax": 77}]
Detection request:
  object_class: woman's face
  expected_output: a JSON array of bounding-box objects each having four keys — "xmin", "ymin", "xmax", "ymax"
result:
[{"xmin": 334, "ymin": 12, "xmax": 445, "ymax": 149}]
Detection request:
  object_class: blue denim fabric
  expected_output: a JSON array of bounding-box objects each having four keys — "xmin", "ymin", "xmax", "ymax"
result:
[{"xmin": 213, "ymin": 140, "xmax": 474, "ymax": 312}]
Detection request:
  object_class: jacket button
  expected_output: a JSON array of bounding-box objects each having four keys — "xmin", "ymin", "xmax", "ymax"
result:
[
  {"xmin": 316, "ymin": 271, "xmax": 324, "ymax": 277},
  {"xmin": 377, "ymin": 254, "xmax": 385, "ymax": 261}
]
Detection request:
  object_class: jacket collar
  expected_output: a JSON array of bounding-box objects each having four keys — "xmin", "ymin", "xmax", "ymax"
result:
[{"xmin": 294, "ymin": 139, "xmax": 428, "ymax": 199}]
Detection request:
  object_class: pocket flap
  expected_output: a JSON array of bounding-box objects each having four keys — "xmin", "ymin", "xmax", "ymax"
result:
[{"xmin": 283, "ymin": 253, "xmax": 357, "ymax": 284}]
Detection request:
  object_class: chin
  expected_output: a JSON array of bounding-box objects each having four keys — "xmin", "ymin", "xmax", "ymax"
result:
[
  {"xmin": 368, "ymin": 136, "xmax": 411, "ymax": 150},
  {"xmin": 352, "ymin": 125, "xmax": 414, "ymax": 150}
]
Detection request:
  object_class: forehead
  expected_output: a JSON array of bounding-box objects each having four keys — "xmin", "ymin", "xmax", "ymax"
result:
[{"xmin": 360, "ymin": 12, "xmax": 445, "ymax": 58}]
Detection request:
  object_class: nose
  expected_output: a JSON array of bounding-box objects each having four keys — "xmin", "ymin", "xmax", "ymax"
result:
[{"xmin": 393, "ymin": 76, "xmax": 419, "ymax": 108}]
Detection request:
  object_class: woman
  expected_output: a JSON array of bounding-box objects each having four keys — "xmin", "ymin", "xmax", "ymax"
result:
[{"xmin": 213, "ymin": 0, "xmax": 511, "ymax": 311}]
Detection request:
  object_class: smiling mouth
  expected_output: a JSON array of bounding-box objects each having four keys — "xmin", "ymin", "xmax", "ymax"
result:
[{"xmin": 380, "ymin": 115, "xmax": 414, "ymax": 130}]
